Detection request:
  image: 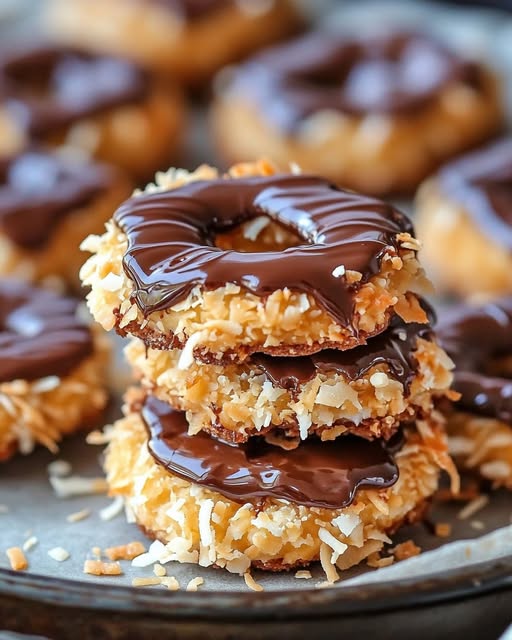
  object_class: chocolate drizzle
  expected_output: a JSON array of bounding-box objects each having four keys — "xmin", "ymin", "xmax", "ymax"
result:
[
  {"xmin": 0, "ymin": 150, "xmax": 113, "ymax": 249},
  {"xmin": 439, "ymin": 138, "xmax": 512, "ymax": 251},
  {"xmin": 0, "ymin": 44, "xmax": 148, "ymax": 137},
  {"xmin": 252, "ymin": 313, "xmax": 433, "ymax": 395},
  {"xmin": 225, "ymin": 31, "xmax": 480, "ymax": 131},
  {"xmin": 149, "ymin": 0, "xmax": 231, "ymax": 19},
  {"xmin": 0, "ymin": 280, "xmax": 93, "ymax": 382},
  {"xmin": 438, "ymin": 298, "xmax": 512, "ymax": 422},
  {"xmin": 114, "ymin": 174, "xmax": 413, "ymax": 324},
  {"xmin": 142, "ymin": 395, "xmax": 401, "ymax": 508}
]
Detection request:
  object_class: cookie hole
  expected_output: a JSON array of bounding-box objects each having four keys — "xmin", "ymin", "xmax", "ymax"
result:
[{"xmin": 215, "ymin": 218, "xmax": 303, "ymax": 253}]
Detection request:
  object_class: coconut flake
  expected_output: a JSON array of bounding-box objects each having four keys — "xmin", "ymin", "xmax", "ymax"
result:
[
  {"xmin": 242, "ymin": 216, "xmax": 270, "ymax": 241},
  {"xmin": 332, "ymin": 513, "xmax": 361, "ymax": 538},
  {"xmin": 178, "ymin": 333, "xmax": 203, "ymax": 370},
  {"xmin": 50, "ymin": 475, "xmax": 108, "ymax": 498},
  {"xmin": 48, "ymin": 547, "xmax": 70, "ymax": 562},
  {"xmin": 99, "ymin": 496, "xmax": 125, "ymax": 521}
]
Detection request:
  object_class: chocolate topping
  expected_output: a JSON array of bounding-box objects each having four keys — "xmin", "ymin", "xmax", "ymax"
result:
[
  {"xmin": 142, "ymin": 395, "xmax": 401, "ymax": 508},
  {"xmin": 0, "ymin": 150, "xmax": 113, "ymax": 249},
  {"xmin": 225, "ymin": 31, "xmax": 480, "ymax": 131},
  {"xmin": 252, "ymin": 312, "xmax": 433, "ymax": 395},
  {"xmin": 0, "ymin": 280, "xmax": 93, "ymax": 382},
  {"xmin": 0, "ymin": 44, "xmax": 148, "ymax": 137},
  {"xmin": 439, "ymin": 138, "xmax": 512, "ymax": 251},
  {"xmin": 114, "ymin": 174, "xmax": 413, "ymax": 324},
  {"xmin": 437, "ymin": 298, "xmax": 512, "ymax": 422},
  {"xmin": 149, "ymin": 0, "xmax": 231, "ymax": 19}
]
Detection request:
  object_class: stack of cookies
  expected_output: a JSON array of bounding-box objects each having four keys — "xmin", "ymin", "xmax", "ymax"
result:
[{"xmin": 81, "ymin": 160, "xmax": 457, "ymax": 579}]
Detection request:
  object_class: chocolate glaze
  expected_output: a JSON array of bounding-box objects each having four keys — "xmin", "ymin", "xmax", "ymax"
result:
[
  {"xmin": 252, "ymin": 312, "xmax": 433, "ymax": 395},
  {"xmin": 149, "ymin": 0, "xmax": 231, "ymax": 19},
  {"xmin": 0, "ymin": 44, "xmax": 148, "ymax": 137},
  {"xmin": 114, "ymin": 174, "xmax": 413, "ymax": 324},
  {"xmin": 0, "ymin": 150, "xmax": 113, "ymax": 249},
  {"xmin": 439, "ymin": 138, "xmax": 512, "ymax": 251},
  {"xmin": 0, "ymin": 280, "xmax": 93, "ymax": 382},
  {"xmin": 225, "ymin": 31, "xmax": 481, "ymax": 131},
  {"xmin": 143, "ymin": 395, "xmax": 401, "ymax": 508},
  {"xmin": 437, "ymin": 298, "xmax": 512, "ymax": 422}
]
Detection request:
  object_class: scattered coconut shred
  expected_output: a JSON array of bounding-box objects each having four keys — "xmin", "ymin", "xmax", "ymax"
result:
[{"xmin": 48, "ymin": 547, "xmax": 70, "ymax": 562}]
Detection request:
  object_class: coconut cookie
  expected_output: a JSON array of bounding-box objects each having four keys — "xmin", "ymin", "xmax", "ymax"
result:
[
  {"xmin": 0, "ymin": 44, "xmax": 184, "ymax": 180},
  {"xmin": 0, "ymin": 149, "xmax": 130, "ymax": 289},
  {"xmin": 105, "ymin": 395, "xmax": 456, "ymax": 574},
  {"xmin": 0, "ymin": 281, "xmax": 108, "ymax": 461},
  {"xmin": 45, "ymin": 0, "xmax": 303, "ymax": 89},
  {"xmin": 211, "ymin": 31, "xmax": 503, "ymax": 196},
  {"xmin": 125, "ymin": 313, "xmax": 455, "ymax": 445},
  {"xmin": 438, "ymin": 298, "xmax": 512, "ymax": 490},
  {"xmin": 416, "ymin": 138, "xmax": 512, "ymax": 298},
  {"xmin": 80, "ymin": 161, "xmax": 431, "ymax": 363}
]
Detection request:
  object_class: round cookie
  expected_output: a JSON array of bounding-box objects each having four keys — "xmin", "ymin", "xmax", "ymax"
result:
[
  {"xmin": 0, "ymin": 280, "xmax": 108, "ymax": 461},
  {"xmin": 0, "ymin": 44, "xmax": 184, "ymax": 180},
  {"xmin": 416, "ymin": 138, "xmax": 512, "ymax": 298},
  {"xmin": 211, "ymin": 31, "xmax": 503, "ymax": 196},
  {"xmin": 437, "ymin": 298, "xmax": 512, "ymax": 489},
  {"xmin": 80, "ymin": 160, "xmax": 431, "ymax": 362},
  {"xmin": 125, "ymin": 312, "xmax": 455, "ymax": 445},
  {"xmin": 104, "ymin": 394, "xmax": 456, "ymax": 575},
  {"xmin": 45, "ymin": 0, "xmax": 303, "ymax": 89},
  {"xmin": 0, "ymin": 149, "xmax": 130, "ymax": 289}
]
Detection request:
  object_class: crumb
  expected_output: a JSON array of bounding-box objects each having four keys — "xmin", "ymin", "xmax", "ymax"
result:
[
  {"xmin": 243, "ymin": 572, "xmax": 263, "ymax": 592},
  {"xmin": 391, "ymin": 540, "xmax": 421, "ymax": 561},
  {"xmin": 470, "ymin": 520, "xmax": 485, "ymax": 531},
  {"xmin": 91, "ymin": 546, "xmax": 102, "ymax": 559},
  {"xmin": 22, "ymin": 536, "xmax": 38, "ymax": 552},
  {"xmin": 154, "ymin": 563, "xmax": 166, "ymax": 577},
  {"xmin": 458, "ymin": 495, "xmax": 489, "ymax": 520},
  {"xmin": 367, "ymin": 552, "xmax": 395, "ymax": 568},
  {"xmin": 66, "ymin": 508, "xmax": 91, "ymax": 523},
  {"xmin": 295, "ymin": 570, "xmax": 312, "ymax": 580},
  {"xmin": 132, "ymin": 577, "xmax": 162, "ymax": 587},
  {"xmin": 86, "ymin": 430, "xmax": 111, "ymax": 445},
  {"xmin": 83, "ymin": 560, "xmax": 122, "ymax": 576},
  {"xmin": 6, "ymin": 547, "xmax": 28, "ymax": 571},
  {"xmin": 48, "ymin": 547, "xmax": 70, "ymax": 562},
  {"xmin": 105, "ymin": 541, "xmax": 146, "ymax": 561},
  {"xmin": 47, "ymin": 460, "xmax": 72, "ymax": 478},
  {"xmin": 161, "ymin": 576, "xmax": 180, "ymax": 590},
  {"xmin": 435, "ymin": 523, "xmax": 452, "ymax": 538},
  {"xmin": 186, "ymin": 577, "xmax": 204, "ymax": 592},
  {"xmin": 99, "ymin": 496, "xmax": 124, "ymax": 521},
  {"xmin": 50, "ymin": 475, "xmax": 108, "ymax": 498}
]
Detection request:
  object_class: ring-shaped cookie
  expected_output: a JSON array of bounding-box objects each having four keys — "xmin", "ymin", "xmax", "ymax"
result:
[
  {"xmin": 81, "ymin": 161, "xmax": 430, "ymax": 361},
  {"xmin": 212, "ymin": 31, "xmax": 503, "ymax": 196},
  {"xmin": 0, "ymin": 44, "xmax": 184, "ymax": 180},
  {"xmin": 416, "ymin": 138, "xmax": 512, "ymax": 298},
  {"xmin": 438, "ymin": 298, "xmax": 512, "ymax": 489},
  {"xmin": 0, "ymin": 280, "xmax": 108, "ymax": 461}
]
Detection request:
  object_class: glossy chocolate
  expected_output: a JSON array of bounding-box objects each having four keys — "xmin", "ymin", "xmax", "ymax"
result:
[
  {"xmin": 252, "ymin": 313, "xmax": 433, "ymax": 395},
  {"xmin": 0, "ymin": 150, "xmax": 113, "ymax": 249},
  {"xmin": 0, "ymin": 280, "xmax": 93, "ymax": 382},
  {"xmin": 439, "ymin": 138, "xmax": 512, "ymax": 250},
  {"xmin": 150, "ymin": 0, "xmax": 230, "ymax": 19},
  {"xmin": 225, "ymin": 31, "xmax": 480, "ymax": 131},
  {"xmin": 143, "ymin": 395, "xmax": 401, "ymax": 508},
  {"xmin": 114, "ymin": 174, "xmax": 413, "ymax": 324},
  {"xmin": 438, "ymin": 298, "xmax": 512, "ymax": 422},
  {"xmin": 0, "ymin": 44, "xmax": 147, "ymax": 137}
]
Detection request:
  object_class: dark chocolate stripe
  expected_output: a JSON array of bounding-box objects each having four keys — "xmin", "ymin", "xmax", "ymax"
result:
[
  {"xmin": 0, "ymin": 150, "xmax": 114, "ymax": 249},
  {"xmin": 114, "ymin": 174, "xmax": 413, "ymax": 325},
  {"xmin": 224, "ymin": 31, "xmax": 480, "ymax": 131},
  {"xmin": 438, "ymin": 138, "xmax": 512, "ymax": 251},
  {"xmin": 0, "ymin": 44, "xmax": 148, "ymax": 137},
  {"xmin": 143, "ymin": 395, "xmax": 401, "ymax": 508},
  {"xmin": 437, "ymin": 298, "xmax": 512, "ymax": 422},
  {"xmin": 0, "ymin": 280, "xmax": 93, "ymax": 382},
  {"xmin": 252, "ymin": 311, "xmax": 434, "ymax": 394}
]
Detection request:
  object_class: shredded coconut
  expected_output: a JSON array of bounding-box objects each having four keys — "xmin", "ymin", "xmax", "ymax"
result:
[
  {"xmin": 48, "ymin": 547, "xmax": 70, "ymax": 562},
  {"xmin": 243, "ymin": 573, "xmax": 264, "ymax": 592}
]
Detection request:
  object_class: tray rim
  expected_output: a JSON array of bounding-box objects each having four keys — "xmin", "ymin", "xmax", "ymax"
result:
[{"xmin": 1, "ymin": 554, "xmax": 511, "ymax": 620}]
